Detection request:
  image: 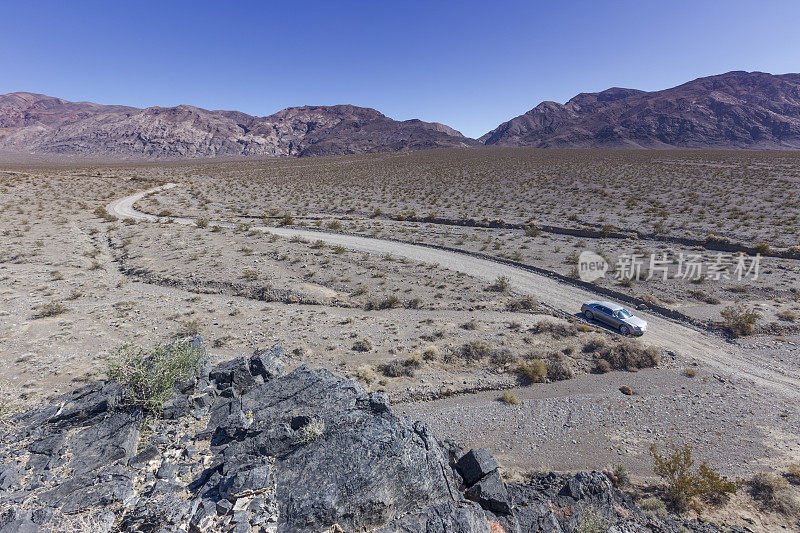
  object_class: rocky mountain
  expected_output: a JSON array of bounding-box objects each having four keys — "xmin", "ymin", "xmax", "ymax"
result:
[
  {"xmin": 0, "ymin": 336, "xmax": 738, "ymax": 532},
  {"xmin": 482, "ymin": 71, "xmax": 800, "ymax": 149},
  {"xmin": 0, "ymin": 92, "xmax": 476, "ymax": 159}
]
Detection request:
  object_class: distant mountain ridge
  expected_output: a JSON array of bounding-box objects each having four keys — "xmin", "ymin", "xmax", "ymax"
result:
[
  {"xmin": 481, "ymin": 71, "xmax": 800, "ymax": 149},
  {"xmin": 0, "ymin": 93, "xmax": 476, "ymax": 159},
  {"xmin": 2, "ymin": 71, "xmax": 800, "ymax": 160}
]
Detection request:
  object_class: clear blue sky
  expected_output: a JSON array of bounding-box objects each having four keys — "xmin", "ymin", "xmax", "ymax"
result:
[{"xmin": 2, "ymin": 0, "xmax": 799, "ymax": 138}]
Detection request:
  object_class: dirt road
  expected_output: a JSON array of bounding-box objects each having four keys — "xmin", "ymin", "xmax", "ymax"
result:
[{"xmin": 108, "ymin": 184, "xmax": 800, "ymax": 398}]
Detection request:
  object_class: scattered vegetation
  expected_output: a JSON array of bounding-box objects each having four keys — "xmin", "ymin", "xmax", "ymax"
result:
[
  {"xmin": 500, "ymin": 390, "xmax": 521, "ymax": 405},
  {"xmin": 720, "ymin": 304, "xmax": 760, "ymax": 337},
  {"xmin": 107, "ymin": 340, "xmax": 206, "ymax": 413}
]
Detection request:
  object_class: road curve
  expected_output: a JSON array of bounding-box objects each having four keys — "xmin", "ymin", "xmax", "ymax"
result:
[{"xmin": 108, "ymin": 184, "xmax": 800, "ymax": 398}]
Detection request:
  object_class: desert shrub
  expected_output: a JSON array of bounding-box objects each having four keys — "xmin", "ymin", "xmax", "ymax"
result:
[
  {"xmin": 582, "ymin": 335, "xmax": 608, "ymax": 352},
  {"xmin": 523, "ymin": 225, "xmax": 542, "ymax": 237},
  {"xmin": 545, "ymin": 354, "xmax": 574, "ymax": 381},
  {"xmin": 422, "ymin": 346, "xmax": 438, "ymax": 360},
  {"xmin": 650, "ymin": 443, "xmax": 738, "ymax": 510},
  {"xmin": 352, "ymin": 338, "xmax": 373, "ymax": 352},
  {"xmin": 754, "ymin": 242, "xmax": 771, "ymax": 255},
  {"xmin": 517, "ymin": 360, "xmax": 547, "ymax": 383},
  {"xmin": 365, "ymin": 294, "xmax": 401, "ymax": 310},
  {"xmin": 195, "ymin": 217, "xmax": 209, "ymax": 228},
  {"xmin": 575, "ymin": 506, "xmax": 608, "ymax": 533},
  {"xmin": 595, "ymin": 359, "xmax": 611, "ymax": 373},
  {"xmin": 638, "ymin": 497, "xmax": 667, "ymax": 519},
  {"xmin": 683, "ymin": 367, "xmax": 697, "ymax": 377},
  {"xmin": 490, "ymin": 349, "xmax": 517, "ymax": 367},
  {"xmin": 378, "ymin": 359, "xmax": 416, "ymax": 378},
  {"xmin": 295, "ymin": 418, "xmax": 325, "ymax": 444},
  {"xmin": 457, "ymin": 339, "xmax": 493, "ymax": 361},
  {"xmin": 777, "ymin": 309, "xmax": 799, "ymax": 322},
  {"xmin": 178, "ymin": 319, "xmax": 201, "ymax": 337},
  {"xmin": 749, "ymin": 472, "xmax": 800, "ymax": 516},
  {"xmin": 461, "ymin": 319, "xmax": 480, "ymax": 330},
  {"xmin": 500, "ymin": 390, "xmax": 520, "ymax": 405},
  {"xmin": 530, "ymin": 320, "xmax": 578, "ymax": 338},
  {"xmin": 486, "ymin": 275, "xmax": 511, "ymax": 292},
  {"xmin": 787, "ymin": 463, "xmax": 800, "ymax": 484},
  {"xmin": 619, "ymin": 385, "xmax": 633, "ymax": 395},
  {"xmin": 506, "ymin": 295, "xmax": 540, "ymax": 312},
  {"xmin": 719, "ymin": 304, "xmax": 760, "ymax": 337},
  {"xmin": 278, "ymin": 214, "xmax": 294, "ymax": 226},
  {"xmin": 326, "ymin": 220, "xmax": 342, "ymax": 230},
  {"xmin": 107, "ymin": 340, "xmax": 206, "ymax": 413},
  {"xmin": 242, "ymin": 268, "xmax": 259, "ymax": 280},
  {"xmin": 597, "ymin": 338, "xmax": 660, "ymax": 371},
  {"xmin": 36, "ymin": 301, "xmax": 67, "ymax": 318},
  {"xmin": 355, "ymin": 365, "xmax": 377, "ymax": 384}
]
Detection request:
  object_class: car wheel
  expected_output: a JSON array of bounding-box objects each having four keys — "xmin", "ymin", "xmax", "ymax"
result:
[
  {"xmin": 584, "ymin": 310, "xmax": 594, "ymax": 321},
  {"xmin": 619, "ymin": 325, "xmax": 629, "ymax": 336}
]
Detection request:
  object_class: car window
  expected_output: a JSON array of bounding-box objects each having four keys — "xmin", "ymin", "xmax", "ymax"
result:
[
  {"xmin": 618, "ymin": 309, "xmax": 632, "ymax": 319},
  {"xmin": 597, "ymin": 306, "xmax": 610, "ymax": 314}
]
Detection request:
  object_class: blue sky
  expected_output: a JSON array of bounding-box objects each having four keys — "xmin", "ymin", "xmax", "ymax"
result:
[{"xmin": 2, "ymin": 0, "xmax": 799, "ymax": 138}]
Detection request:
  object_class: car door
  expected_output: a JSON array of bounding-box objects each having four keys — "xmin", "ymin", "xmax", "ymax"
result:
[{"xmin": 596, "ymin": 306, "xmax": 616, "ymax": 327}]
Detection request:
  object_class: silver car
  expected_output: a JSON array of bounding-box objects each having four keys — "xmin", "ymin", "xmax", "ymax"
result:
[{"xmin": 581, "ymin": 300, "xmax": 647, "ymax": 336}]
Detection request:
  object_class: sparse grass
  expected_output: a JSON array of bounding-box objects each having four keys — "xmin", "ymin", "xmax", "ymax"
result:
[
  {"xmin": 106, "ymin": 340, "xmax": 206, "ymax": 414},
  {"xmin": 777, "ymin": 309, "xmax": 799, "ymax": 322},
  {"xmin": 500, "ymin": 390, "xmax": 521, "ymax": 405},
  {"xmin": 638, "ymin": 496, "xmax": 667, "ymax": 519},
  {"xmin": 36, "ymin": 301, "xmax": 67, "ymax": 318},
  {"xmin": 355, "ymin": 365, "xmax": 377, "ymax": 384},
  {"xmin": 295, "ymin": 418, "xmax": 325, "ymax": 444}
]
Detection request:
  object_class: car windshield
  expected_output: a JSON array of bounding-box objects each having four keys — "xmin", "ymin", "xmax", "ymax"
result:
[{"xmin": 617, "ymin": 309, "xmax": 632, "ymax": 319}]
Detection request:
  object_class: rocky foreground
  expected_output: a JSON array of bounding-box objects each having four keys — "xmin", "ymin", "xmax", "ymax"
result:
[{"xmin": 0, "ymin": 338, "xmax": 738, "ymax": 532}]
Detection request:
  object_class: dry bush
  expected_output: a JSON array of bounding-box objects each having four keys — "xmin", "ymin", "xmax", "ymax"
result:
[
  {"xmin": 787, "ymin": 463, "xmax": 800, "ymax": 484},
  {"xmin": 517, "ymin": 359, "xmax": 547, "ymax": 383},
  {"xmin": 355, "ymin": 365, "xmax": 377, "ymax": 384},
  {"xmin": 486, "ymin": 275, "xmax": 511, "ymax": 292},
  {"xmin": 500, "ymin": 390, "xmax": 521, "ymax": 405},
  {"xmin": 352, "ymin": 338, "xmax": 373, "ymax": 352},
  {"xmin": 454, "ymin": 339, "xmax": 494, "ymax": 362},
  {"xmin": 596, "ymin": 338, "xmax": 660, "ymax": 371},
  {"xmin": 506, "ymin": 295, "xmax": 540, "ymax": 312},
  {"xmin": 489, "ymin": 349, "xmax": 516, "ymax": 367},
  {"xmin": 365, "ymin": 294, "xmax": 401, "ymax": 310},
  {"xmin": 378, "ymin": 358, "xmax": 416, "ymax": 378},
  {"xmin": 749, "ymin": 472, "xmax": 800, "ymax": 516},
  {"xmin": 777, "ymin": 309, "xmax": 799, "ymax": 322},
  {"xmin": 720, "ymin": 304, "xmax": 760, "ymax": 337},
  {"xmin": 36, "ymin": 301, "xmax": 67, "ymax": 318},
  {"xmin": 545, "ymin": 353, "xmax": 574, "ymax": 381},
  {"xmin": 530, "ymin": 320, "xmax": 578, "ymax": 338}
]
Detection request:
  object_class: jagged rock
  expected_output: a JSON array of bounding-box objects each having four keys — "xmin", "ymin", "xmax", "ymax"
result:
[
  {"xmin": 377, "ymin": 501, "xmax": 492, "ymax": 532},
  {"xmin": 207, "ymin": 365, "xmax": 460, "ymax": 531},
  {"xmin": 464, "ymin": 470, "xmax": 512, "ymax": 514},
  {"xmin": 0, "ymin": 339, "xmax": 743, "ymax": 533},
  {"xmin": 457, "ymin": 448, "xmax": 499, "ymax": 486},
  {"xmin": 248, "ymin": 343, "xmax": 285, "ymax": 381}
]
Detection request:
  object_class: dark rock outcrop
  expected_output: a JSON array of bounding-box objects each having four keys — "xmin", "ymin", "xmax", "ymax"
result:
[
  {"xmin": 0, "ymin": 337, "xmax": 741, "ymax": 532},
  {"xmin": 482, "ymin": 71, "xmax": 800, "ymax": 149}
]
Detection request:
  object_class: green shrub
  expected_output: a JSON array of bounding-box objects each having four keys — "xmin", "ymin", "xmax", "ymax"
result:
[
  {"xmin": 650, "ymin": 443, "xmax": 738, "ymax": 510},
  {"xmin": 720, "ymin": 304, "xmax": 760, "ymax": 337},
  {"xmin": 638, "ymin": 496, "xmax": 667, "ymax": 519},
  {"xmin": 107, "ymin": 340, "xmax": 206, "ymax": 414},
  {"xmin": 575, "ymin": 506, "xmax": 608, "ymax": 533}
]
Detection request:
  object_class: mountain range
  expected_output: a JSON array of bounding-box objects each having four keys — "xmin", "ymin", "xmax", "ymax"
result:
[{"xmin": 1, "ymin": 71, "xmax": 799, "ymax": 160}]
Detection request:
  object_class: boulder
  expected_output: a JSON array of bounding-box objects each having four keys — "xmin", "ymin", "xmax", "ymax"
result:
[
  {"xmin": 464, "ymin": 471, "xmax": 512, "ymax": 514},
  {"xmin": 457, "ymin": 448, "xmax": 499, "ymax": 486}
]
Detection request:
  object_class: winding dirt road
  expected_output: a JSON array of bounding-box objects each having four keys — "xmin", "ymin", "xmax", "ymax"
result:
[{"xmin": 108, "ymin": 184, "xmax": 800, "ymax": 398}]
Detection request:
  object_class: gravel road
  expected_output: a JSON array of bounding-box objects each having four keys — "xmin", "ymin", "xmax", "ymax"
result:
[{"xmin": 109, "ymin": 184, "xmax": 800, "ymax": 399}]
